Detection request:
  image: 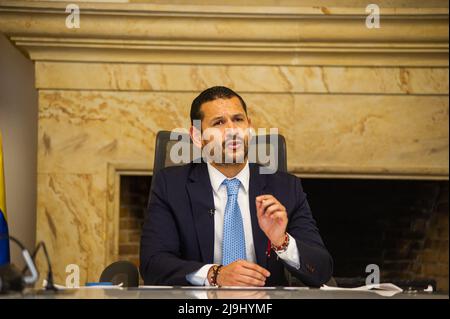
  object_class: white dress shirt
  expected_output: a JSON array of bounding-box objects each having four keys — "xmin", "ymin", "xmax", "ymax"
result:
[{"xmin": 186, "ymin": 162, "xmax": 300, "ymax": 285}]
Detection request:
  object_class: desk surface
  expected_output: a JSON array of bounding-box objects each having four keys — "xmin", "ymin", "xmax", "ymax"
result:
[{"xmin": 2, "ymin": 287, "xmax": 448, "ymax": 299}]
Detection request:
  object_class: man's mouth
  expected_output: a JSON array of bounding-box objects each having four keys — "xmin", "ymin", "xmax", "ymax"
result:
[{"xmin": 225, "ymin": 139, "xmax": 243, "ymax": 150}]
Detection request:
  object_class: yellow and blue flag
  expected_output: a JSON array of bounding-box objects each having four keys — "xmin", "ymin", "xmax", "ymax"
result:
[{"xmin": 0, "ymin": 132, "xmax": 10, "ymax": 265}]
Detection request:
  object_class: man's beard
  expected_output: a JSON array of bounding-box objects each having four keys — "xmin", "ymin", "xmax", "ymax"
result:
[
  {"xmin": 221, "ymin": 136, "xmax": 248, "ymax": 165},
  {"xmin": 202, "ymin": 135, "xmax": 249, "ymax": 165}
]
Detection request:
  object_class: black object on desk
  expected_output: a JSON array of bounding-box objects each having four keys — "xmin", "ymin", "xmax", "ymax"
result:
[{"xmin": 99, "ymin": 261, "xmax": 140, "ymax": 287}]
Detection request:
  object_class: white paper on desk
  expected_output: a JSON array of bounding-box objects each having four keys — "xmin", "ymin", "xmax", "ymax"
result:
[
  {"xmin": 178, "ymin": 286, "xmax": 276, "ymax": 290},
  {"xmin": 215, "ymin": 286, "xmax": 277, "ymax": 290},
  {"xmin": 139, "ymin": 285, "xmax": 177, "ymax": 289},
  {"xmin": 43, "ymin": 280, "xmax": 123, "ymax": 290},
  {"xmin": 321, "ymin": 283, "xmax": 403, "ymax": 297},
  {"xmin": 180, "ymin": 286, "xmax": 219, "ymax": 290},
  {"xmin": 282, "ymin": 286, "xmax": 310, "ymax": 291}
]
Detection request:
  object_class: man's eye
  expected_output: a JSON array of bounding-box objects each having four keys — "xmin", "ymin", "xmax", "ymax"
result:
[{"xmin": 213, "ymin": 120, "xmax": 223, "ymax": 126}]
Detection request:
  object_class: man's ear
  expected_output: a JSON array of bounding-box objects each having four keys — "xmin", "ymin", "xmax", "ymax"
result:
[{"xmin": 189, "ymin": 125, "xmax": 202, "ymax": 149}]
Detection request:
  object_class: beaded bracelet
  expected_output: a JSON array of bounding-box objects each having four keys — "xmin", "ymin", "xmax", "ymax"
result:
[
  {"xmin": 271, "ymin": 233, "xmax": 290, "ymax": 253},
  {"xmin": 209, "ymin": 265, "xmax": 223, "ymax": 287}
]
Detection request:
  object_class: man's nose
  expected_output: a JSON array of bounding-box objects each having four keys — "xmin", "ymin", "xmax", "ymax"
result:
[
  {"xmin": 224, "ymin": 118, "xmax": 236, "ymax": 129},
  {"xmin": 224, "ymin": 121, "xmax": 240, "ymax": 138}
]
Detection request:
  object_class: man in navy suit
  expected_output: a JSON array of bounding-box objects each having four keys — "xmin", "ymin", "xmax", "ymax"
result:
[{"xmin": 140, "ymin": 86, "xmax": 333, "ymax": 287}]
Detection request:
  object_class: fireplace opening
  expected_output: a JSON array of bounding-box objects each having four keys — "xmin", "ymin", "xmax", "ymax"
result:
[
  {"xmin": 302, "ymin": 178, "xmax": 448, "ymax": 292},
  {"xmin": 119, "ymin": 174, "xmax": 448, "ymax": 292},
  {"xmin": 119, "ymin": 175, "xmax": 152, "ymax": 269}
]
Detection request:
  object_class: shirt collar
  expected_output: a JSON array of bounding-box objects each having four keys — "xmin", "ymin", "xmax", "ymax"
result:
[{"xmin": 206, "ymin": 161, "xmax": 250, "ymax": 194}]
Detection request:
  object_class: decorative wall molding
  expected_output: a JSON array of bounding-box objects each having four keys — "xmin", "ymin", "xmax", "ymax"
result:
[{"xmin": 1, "ymin": 0, "xmax": 448, "ymax": 66}]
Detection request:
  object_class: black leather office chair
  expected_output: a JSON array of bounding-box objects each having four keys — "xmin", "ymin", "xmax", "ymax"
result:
[{"xmin": 99, "ymin": 261, "xmax": 139, "ymax": 287}]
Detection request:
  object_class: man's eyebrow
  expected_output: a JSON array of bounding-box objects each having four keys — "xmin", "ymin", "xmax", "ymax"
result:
[
  {"xmin": 209, "ymin": 113, "xmax": 245, "ymax": 122},
  {"xmin": 210, "ymin": 116, "xmax": 224, "ymax": 122}
]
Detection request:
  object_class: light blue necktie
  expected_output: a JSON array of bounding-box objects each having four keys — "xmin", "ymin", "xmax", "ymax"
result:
[{"xmin": 222, "ymin": 178, "xmax": 247, "ymax": 266}]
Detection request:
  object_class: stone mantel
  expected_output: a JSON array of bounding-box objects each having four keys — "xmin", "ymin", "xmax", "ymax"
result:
[
  {"xmin": 0, "ymin": 0, "xmax": 448, "ymax": 66},
  {"xmin": 0, "ymin": 1, "xmax": 448, "ymax": 284}
]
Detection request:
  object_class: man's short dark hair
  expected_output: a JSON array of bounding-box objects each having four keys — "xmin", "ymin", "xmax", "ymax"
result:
[{"xmin": 190, "ymin": 86, "xmax": 247, "ymax": 124}]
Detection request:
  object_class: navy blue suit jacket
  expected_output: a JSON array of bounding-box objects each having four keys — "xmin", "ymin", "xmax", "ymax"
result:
[{"xmin": 140, "ymin": 162, "xmax": 333, "ymax": 286}]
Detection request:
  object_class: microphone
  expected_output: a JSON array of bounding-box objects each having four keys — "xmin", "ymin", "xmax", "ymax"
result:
[
  {"xmin": 208, "ymin": 208, "xmax": 215, "ymax": 216},
  {"xmin": 0, "ymin": 234, "xmax": 38, "ymax": 294},
  {"xmin": 23, "ymin": 241, "xmax": 58, "ymax": 292}
]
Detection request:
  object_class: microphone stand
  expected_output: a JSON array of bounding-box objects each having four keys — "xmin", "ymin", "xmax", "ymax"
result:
[
  {"xmin": 0, "ymin": 234, "xmax": 38, "ymax": 293},
  {"xmin": 22, "ymin": 241, "xmax": 58, "ymax": 292}
]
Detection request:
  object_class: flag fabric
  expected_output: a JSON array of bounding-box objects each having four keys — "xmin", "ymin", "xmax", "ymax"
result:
[{"xmin": 0, "ymin": 131, "xmax": 10, "ymax": 265}]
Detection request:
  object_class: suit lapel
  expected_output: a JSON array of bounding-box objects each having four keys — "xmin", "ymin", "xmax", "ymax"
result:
[
  {"xmin": 248, "ymin": 163, "xmax": 269, "ymax": 269},
  {"xmin": 186, "ymin": 163, "xmax": 215, "ymax": 263}
]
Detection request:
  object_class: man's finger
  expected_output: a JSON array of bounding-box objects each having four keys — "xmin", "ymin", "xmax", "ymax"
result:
[
  {"xmin": 256, "ymin": 195, "xmax": 276, "ymax": 216},
  {"xmin": 265, "ymin": 204, "xmax": 285, "ymax": 217},
  {"xmin": 255, "ymin": 200, "xmax": 264, "ymax": 217},
  {"xmin": 240, "ymin": 261, "xmax": 270, "ymax": 277},
  {"xmin": 256, "ymin": 195, "xmax": 274, "ymax": 203},
  {"xmin": 269, "ymin": 211, "xmax": 286, "ymax": 222},
  {"xmin": 256, "ymin": 199, "xmax": 264, "ymax": 218},
  {"xmin": 239, "ymin": 268, "xmax": 267, "ymax": 282},
  {"xmin": 260, "ymin": 198, "xmax": 278, "ymax": 214}
]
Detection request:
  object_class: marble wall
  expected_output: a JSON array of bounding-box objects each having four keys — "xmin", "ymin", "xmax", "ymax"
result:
[{"xmin": 1, "ymin": 0, "xmax": 448, "ymax": 284}]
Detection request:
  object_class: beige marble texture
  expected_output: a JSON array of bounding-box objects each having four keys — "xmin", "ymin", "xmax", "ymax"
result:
[
  {"xmin": 36, "ymin": 62, "xmax": 449, "ymax": 95},
  {"xmin": 36, "ymin": 173, "xmax": 106, "ymax": 285},
  {"xmin": 291, "ymin": 95, "xmax": 449, "ymax": 176},
  {"xmin": 37, "ymin": 91, "xmax": 194, "ymax": 174}
]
